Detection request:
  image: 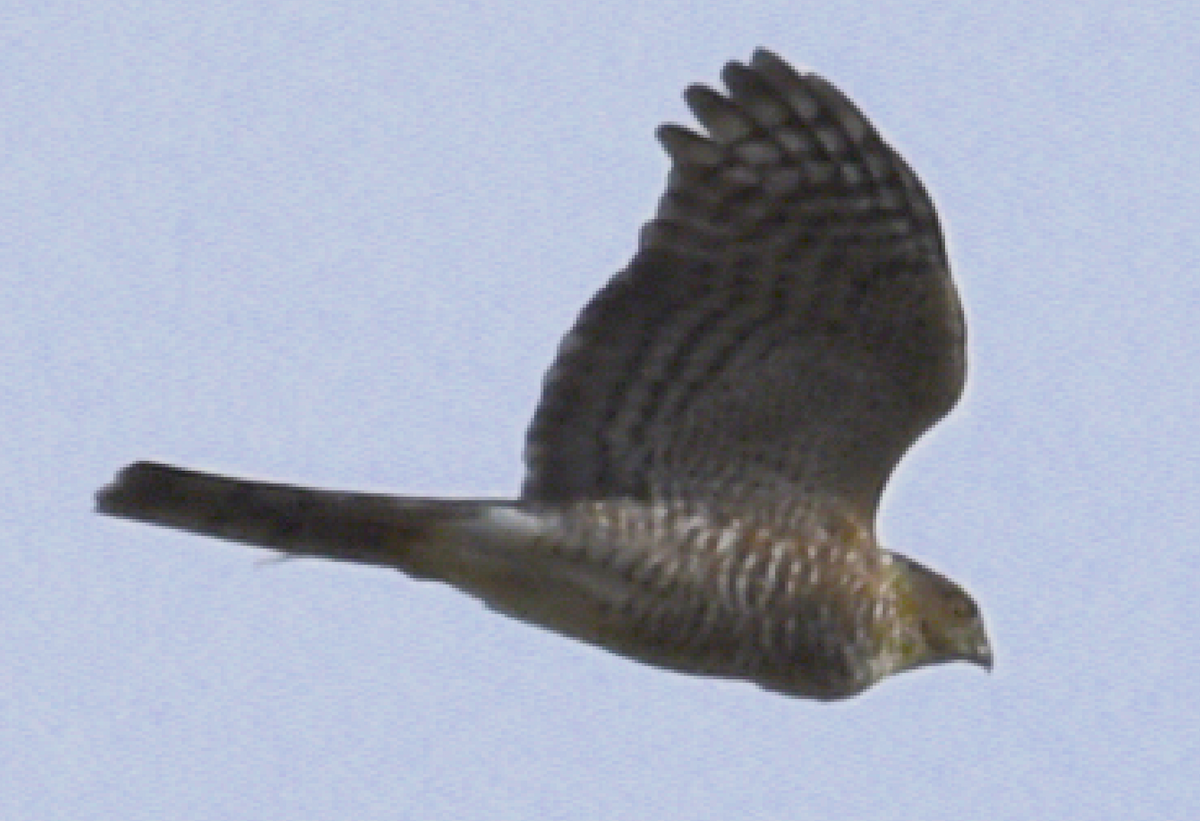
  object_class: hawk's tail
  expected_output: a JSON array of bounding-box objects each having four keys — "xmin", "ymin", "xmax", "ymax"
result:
[{"xmin": 95, "ymin": 461, "xmax": 508, "ymax": 578}]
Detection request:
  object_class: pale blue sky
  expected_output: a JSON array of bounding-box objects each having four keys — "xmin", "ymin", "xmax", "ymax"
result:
[{"xmin": 5, "ymin": 2, "xmax": 1199, "ymax": 819}]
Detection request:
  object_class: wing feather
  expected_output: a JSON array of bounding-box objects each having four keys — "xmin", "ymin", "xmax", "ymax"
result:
[{"xmin": 522, "ymin": 50, "xmax": 964, "ymax": 517}]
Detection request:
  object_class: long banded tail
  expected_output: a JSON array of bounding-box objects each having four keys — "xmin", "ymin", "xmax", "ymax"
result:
[{"xmin": 95, "ymin": 461, "xmax": 495, "ymax": 576}]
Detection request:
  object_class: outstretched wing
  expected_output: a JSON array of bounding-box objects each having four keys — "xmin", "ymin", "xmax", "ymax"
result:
[{"xmin": 522, "ymin": 50, "xmax": 964, "ymax": 517}]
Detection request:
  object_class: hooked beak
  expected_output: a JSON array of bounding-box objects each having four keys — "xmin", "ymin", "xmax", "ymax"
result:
[{"xmin": 972, "ymin": 641, "xmax": 993, "ymax": 673}]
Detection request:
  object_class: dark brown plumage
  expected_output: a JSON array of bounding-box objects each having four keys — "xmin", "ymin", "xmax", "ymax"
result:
[{"xmin": 98, "ymin": 50, "xmax": 991, "ymax": 699}]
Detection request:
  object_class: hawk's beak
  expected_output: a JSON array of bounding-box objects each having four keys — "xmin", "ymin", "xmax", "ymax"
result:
[{"xmin": 973, "ymin": 641, "xmax": 993, "ymax": 673}]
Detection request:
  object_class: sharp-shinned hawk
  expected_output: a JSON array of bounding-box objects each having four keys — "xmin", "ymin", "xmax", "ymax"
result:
[{"xmin": 98, "ymin": 50, "xmax": 991, "ymax": 700}]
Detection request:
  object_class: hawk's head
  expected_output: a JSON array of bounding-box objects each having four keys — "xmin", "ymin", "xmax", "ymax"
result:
[{"xmin": 888, "ymin": 553, "xmax": 992, "ymax": 674}]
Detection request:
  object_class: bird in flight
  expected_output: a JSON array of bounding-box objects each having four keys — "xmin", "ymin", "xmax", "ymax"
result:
[{"xmin": 98, "ymin": 49, "xmax": 991, "ymax": 700}]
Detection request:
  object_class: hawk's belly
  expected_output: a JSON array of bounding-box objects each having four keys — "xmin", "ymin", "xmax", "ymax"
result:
[{"xmin": 455, "ymin": 499, "xmax": 894, "ymax": 699}]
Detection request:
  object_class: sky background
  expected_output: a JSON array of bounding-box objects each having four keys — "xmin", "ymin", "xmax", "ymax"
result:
[{"xmin": 5, "ymin": 2, "xmax": 1199, "ymax": 819}]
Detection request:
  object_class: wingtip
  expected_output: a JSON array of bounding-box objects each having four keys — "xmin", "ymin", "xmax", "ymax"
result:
[{"xmin": 749, "ymin": 47, "xmax": 782, "ymax": 68}]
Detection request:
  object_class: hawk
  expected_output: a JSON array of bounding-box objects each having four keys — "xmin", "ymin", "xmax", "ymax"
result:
[{"xmin": 98, "ymin": 50, "xmax": 991, "ymax": 700}]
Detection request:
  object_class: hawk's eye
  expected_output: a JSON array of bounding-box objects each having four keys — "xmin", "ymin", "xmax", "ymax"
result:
[{"xmin": 947, "ymin": 593, "xmax": 976, "ymax": 619}]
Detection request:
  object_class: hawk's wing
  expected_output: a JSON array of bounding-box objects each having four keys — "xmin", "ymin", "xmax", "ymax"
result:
[{"xmin": 522, "ymin": 50, "xmax": 964, "ymax": 519}]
